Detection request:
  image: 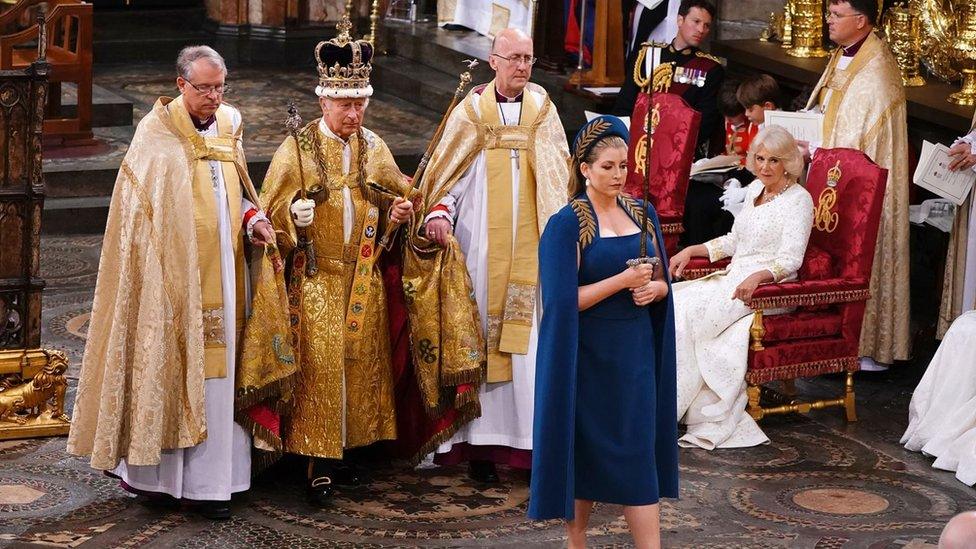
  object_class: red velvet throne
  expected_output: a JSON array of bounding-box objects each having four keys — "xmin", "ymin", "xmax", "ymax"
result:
[
  {"xmin": 682, "ymin": 148, "xmax": 888, "ymax": 422},
  {"xmin": 625, "ymin": 91, "xmax": 700, "ymax": 256}
]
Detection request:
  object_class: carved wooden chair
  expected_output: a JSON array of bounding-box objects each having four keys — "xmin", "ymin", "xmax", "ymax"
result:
[
  {"xmin": 680, "ymin": 148, "xmax": 888, "ymax": 422},
  {"xmin": 625, "ymin": 91, "xmax": 701, "ymax": 257},
  {"xmin": 0, "ymin": 0, "xmax": 93, "ymax": 141}
]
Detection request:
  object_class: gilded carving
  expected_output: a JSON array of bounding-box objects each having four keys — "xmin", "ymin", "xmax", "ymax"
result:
[{"xmin": 0, "ymin": 350, "xmax": 71, "ymax": 439}]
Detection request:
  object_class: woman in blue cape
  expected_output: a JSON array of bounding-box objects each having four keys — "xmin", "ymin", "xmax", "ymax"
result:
[{"xmin": 528, "ymin": 115, "xmax": 679, "ymax": 547}]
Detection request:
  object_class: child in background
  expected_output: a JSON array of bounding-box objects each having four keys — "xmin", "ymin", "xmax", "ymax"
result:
[
  {"xmin": 720, "ymin": 84, "xmax": 758, "ymax": 164},
  {"xmin": 736, "ymin": 74, "xmax": 783, "ymax": 127}
]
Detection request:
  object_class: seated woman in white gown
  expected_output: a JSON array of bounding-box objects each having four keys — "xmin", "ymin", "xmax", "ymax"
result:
[
  {"xmin": 902, "ymin": 311, "xmax": 976, "ymax": 485},
  {"xmin": 669, "ymin": 125, "xmax": 814, "ymax": 449}
]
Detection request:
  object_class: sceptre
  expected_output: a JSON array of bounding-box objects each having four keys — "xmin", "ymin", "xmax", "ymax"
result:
[
  {"xmin": 376, "ymin": 59, "xmax": 479, "ymax": 250},
  {"xmin": 284, "ymin": 103, "xmax": 318, "ymax": 276}
]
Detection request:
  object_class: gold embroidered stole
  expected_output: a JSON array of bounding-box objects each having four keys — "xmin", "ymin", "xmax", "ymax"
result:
[
  {"xmin": 808, "ymin": 33, "xmax": 885, "ymax": 146},
  {"xmin": 169, "ymin": 96, "xmax": 245, "ymax": 379},
  {"xmin": 475, "ymin": 81, "xmax": 541, "ymax": 383}
]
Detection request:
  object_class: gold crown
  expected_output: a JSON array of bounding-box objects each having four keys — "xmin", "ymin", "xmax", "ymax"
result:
[
  {"xmin": 826, "ymin": 160, "xmax": 842, "ymax": 188},
  {"xmin": 315, "ymin": 16, "xmax": 373, "ymax": 96}
]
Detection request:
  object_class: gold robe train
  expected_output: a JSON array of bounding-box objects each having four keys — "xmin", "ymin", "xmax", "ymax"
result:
[
  {"xmin": 261, "ymin": 120, "xmax": 406, "ymax": 459},
  {"xmin": 806, "ymin": 32, "xmax": 912, "ymax": 363}
]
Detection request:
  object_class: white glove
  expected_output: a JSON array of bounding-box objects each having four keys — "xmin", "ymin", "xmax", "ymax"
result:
[
  {"xmin": 720, "ymin": 178, "xmax": 746, "ymax": 206},
  {"xmin": 290, "ymin": 198, "xmax": 315, "ymax": 228}
]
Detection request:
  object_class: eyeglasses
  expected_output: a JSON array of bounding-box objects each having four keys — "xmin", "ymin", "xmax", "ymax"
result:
[
  {"xmin": 186, "ymin": 81, "xmax": 231, "ymax": 96},
  {"xmin": 491, "ymin": 53, "xmax": 537, "ymax": 66},
  {"xmin": 825, "ymin": 11, "xmax": 863, "ymax": 21}
]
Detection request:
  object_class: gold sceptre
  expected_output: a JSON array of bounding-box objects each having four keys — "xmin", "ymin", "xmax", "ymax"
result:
[
  {"xmin": 376, "ymin": 59, "xmax": 478, "ymax": 251},
  {"xmin": 284, "ymin": 102, "xmax": 319, "ymax": 276}
]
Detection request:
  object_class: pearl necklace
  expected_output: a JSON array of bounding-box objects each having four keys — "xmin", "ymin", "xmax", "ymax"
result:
[{"xmin": 757, "ymin": 181, "xmax": 794, "ymax": 205}]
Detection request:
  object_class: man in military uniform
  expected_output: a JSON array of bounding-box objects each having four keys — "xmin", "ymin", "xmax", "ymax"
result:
[{"xmin": 613, "ymin": 0, "xmax": 724, "ymax": 160}]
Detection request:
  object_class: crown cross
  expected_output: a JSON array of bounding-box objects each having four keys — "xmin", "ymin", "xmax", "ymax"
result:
[{"xmin": 335, "ymin": 16, "xmax": 353, "ymax": 45}]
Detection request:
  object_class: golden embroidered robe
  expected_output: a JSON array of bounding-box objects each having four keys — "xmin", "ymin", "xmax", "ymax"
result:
[
  {"xmin": 938, "ymin": 109, "xmax": 976, "ymax": 336},
  {"xmin": 805, "ymin": 32, "xmax": 912, "ymax": 363},
  {"xmin": 261, "ymin": 120, "xmax": 406, "ymax": 459},
  {"xmin": 67, "ymin": 97, "xmax": 296, "ymax": 471},
  {"xmin": 403, "ymin": 81, "xmax": 569, "ymax": 416}
]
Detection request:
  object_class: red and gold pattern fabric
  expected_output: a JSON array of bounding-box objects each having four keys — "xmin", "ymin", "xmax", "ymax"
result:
[{"xmin": 625, "ymin": 91, "xmax": 701, "ymax": 255}]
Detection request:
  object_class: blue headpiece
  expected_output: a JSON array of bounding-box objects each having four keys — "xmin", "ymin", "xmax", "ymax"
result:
[{"xmin": 571, "ymin": 114, "xmax": 630, "ymax": 163}]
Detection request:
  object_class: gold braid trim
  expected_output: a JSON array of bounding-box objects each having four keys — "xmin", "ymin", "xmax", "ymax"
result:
[
  {"xmin": 634, "ymin": 45, "xmax": 651, "ymax": 89},
  {"xmin": 406, "ymin": 396, "xmax": 482, "ymax": 466},
  {"xmin": 661, "ymin": 222, "xmax": 684, "ymax": 235},
  {"xmin": 750, "ymin": 288, "xmax": 871, "ymax": 310},
  {"xmin": 695, "ymin": 50, "xmax": 725, "ymax": 65},
  {"xmin": 570, "ymin": 199, "xmax": 596, "ymax": 250},
  {"xmin": 683, "ymin": 267, "xmax": 723, "ymax": 280},
  {"xmin": 746, "ymin": 356, "xmax": 859, "ymax": 386}
]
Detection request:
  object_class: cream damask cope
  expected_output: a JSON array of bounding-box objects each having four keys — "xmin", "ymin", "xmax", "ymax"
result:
[
  {"xmin": 260, "ymin": 121, "xmax": 406, "ymax": 459},
  {"xmin": 806, "ymin": 32, "xmax": 912, "ymax": 363}
]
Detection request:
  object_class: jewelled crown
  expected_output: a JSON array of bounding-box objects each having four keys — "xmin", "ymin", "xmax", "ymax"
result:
[{"xmin": 314, "ymin": 16, "xmax": 374, "ymax": 99}]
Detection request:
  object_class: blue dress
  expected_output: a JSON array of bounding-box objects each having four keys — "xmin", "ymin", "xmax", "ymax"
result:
[{"xmin": 528, "ymin": 194, "xmax": 679, "ymax": 520}]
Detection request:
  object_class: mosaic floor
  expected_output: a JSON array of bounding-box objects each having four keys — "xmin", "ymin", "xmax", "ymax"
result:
[{"xmin": 0, "ymin": 235, "xmax": 972, "ymax": 548}]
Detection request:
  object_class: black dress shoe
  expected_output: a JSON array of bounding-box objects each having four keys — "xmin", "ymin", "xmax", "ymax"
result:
[
  {"xmin": 306, "ymin": 476, "xmax": 335, "ymax": 507},
  {"xmin": 333, "ymin": 463, "xmax": 363, "ymax": 487},
  {"xmin": 469, "ymin": 460, "xmax": 499, "ymax": 483},
  {"xmin": 195, "ymin": 500, "xmax": 231, "ymax": 520}
]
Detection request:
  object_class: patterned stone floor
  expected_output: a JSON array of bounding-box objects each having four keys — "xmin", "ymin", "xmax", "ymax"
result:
[
  {"xmin": 42, "ymin": 64, "xmax": 438, "ymax": 171},
  {"xmin": 0, "ymin": 235, "xmax": 972, "ymax": 548}
]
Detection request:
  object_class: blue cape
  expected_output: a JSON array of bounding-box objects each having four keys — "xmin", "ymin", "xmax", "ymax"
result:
[{"xmin": 528, "ymin": 194, "xmax": 679, "ymax": 520}]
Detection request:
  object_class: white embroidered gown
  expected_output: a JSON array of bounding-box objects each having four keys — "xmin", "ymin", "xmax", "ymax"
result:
[
  {"xmin": 901, "ymin": 311, "xmax": 976, "ymax": 485},
  {"xmin": 673, "ymin": 180, "xmax": 813, "ymax": 449}
]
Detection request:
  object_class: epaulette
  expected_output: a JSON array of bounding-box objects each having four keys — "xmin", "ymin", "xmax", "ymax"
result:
[
  {"xmin": 695, "ymin": 51, "xmax": 725, "ymax": 66},
  {"xmin": 639, "ymin": 40, "xmax": 670, "ymax": 50}
]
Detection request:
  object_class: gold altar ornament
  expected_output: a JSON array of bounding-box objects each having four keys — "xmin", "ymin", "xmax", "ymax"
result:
[
  {"xmin": 882, "ymin": 3, "xmax": 926, "ymax": 87},
  {"xmin": 781, "ymin": 0, "xmax": 794, "ymax": 49},
  {"xmin": 913, "ymin": 0, "xmax": 959, "ymax": 82},
  {"xmin": 0, "ymin": 349, "xmax": 71, "ymax": 440},
  {"xmin": 787, "ymin": 0, "xmax": 828, "ymax": 57},
  {"xmin": 948, "ymin": 3, "xmax": 976, "ymax": 105}
]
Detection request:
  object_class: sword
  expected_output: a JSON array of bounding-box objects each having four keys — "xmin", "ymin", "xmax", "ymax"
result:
[{"xmin": 627, "ymin": 44, "xmax": 662, "ymax": 277}]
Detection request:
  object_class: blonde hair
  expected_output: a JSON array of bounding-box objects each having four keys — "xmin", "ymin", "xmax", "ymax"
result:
[
  {"xmin": 570, "ymin": 135, "xmax": 628, "ymax": 197},
  {"xmin": 746, "ymin": 125, "xmax": 804, "ymax": 181}
]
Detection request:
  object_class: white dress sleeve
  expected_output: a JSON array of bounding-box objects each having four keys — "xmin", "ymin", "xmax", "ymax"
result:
[{"xmin": 766, "ymin": 189, "xmax": 814, "ymax": 282}]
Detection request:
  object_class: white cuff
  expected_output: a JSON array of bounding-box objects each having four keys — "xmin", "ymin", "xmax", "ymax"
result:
[
  {"xmin": 246, "ymin": 211, "xmax": 270, "ymax": 241},
  {"xmin": 423, "ymin": 209, "xmax": 453, "ymax": 226}
]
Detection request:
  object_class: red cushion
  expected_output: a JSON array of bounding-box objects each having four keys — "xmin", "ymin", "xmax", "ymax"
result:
[{"xmin": 761, "ymin": 308, "xmax": 843, "ymax": 343}]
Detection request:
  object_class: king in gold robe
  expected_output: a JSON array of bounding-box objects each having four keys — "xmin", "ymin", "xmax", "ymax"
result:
[
  {"xmin": 261, "ymin": 119, "xmax": 407, "ymax": 461},
  {"xmin": 805, "ymin": 31, "xmax": 911, "ymax": 365}
]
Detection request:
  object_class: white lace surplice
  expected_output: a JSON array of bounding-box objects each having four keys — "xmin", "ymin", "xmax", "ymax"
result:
[
  {"xmin": 902, "ymin": 311, "xmax": 976, "ymax": 485},
  {"xmin": 674, "ymin": 180, "xmax": 813, "ymax": 449}
]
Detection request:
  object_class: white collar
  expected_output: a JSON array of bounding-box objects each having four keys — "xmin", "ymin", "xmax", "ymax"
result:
[{"xmin": 319, "ymin": 118, "xmax": 351, "ymax": 145}]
